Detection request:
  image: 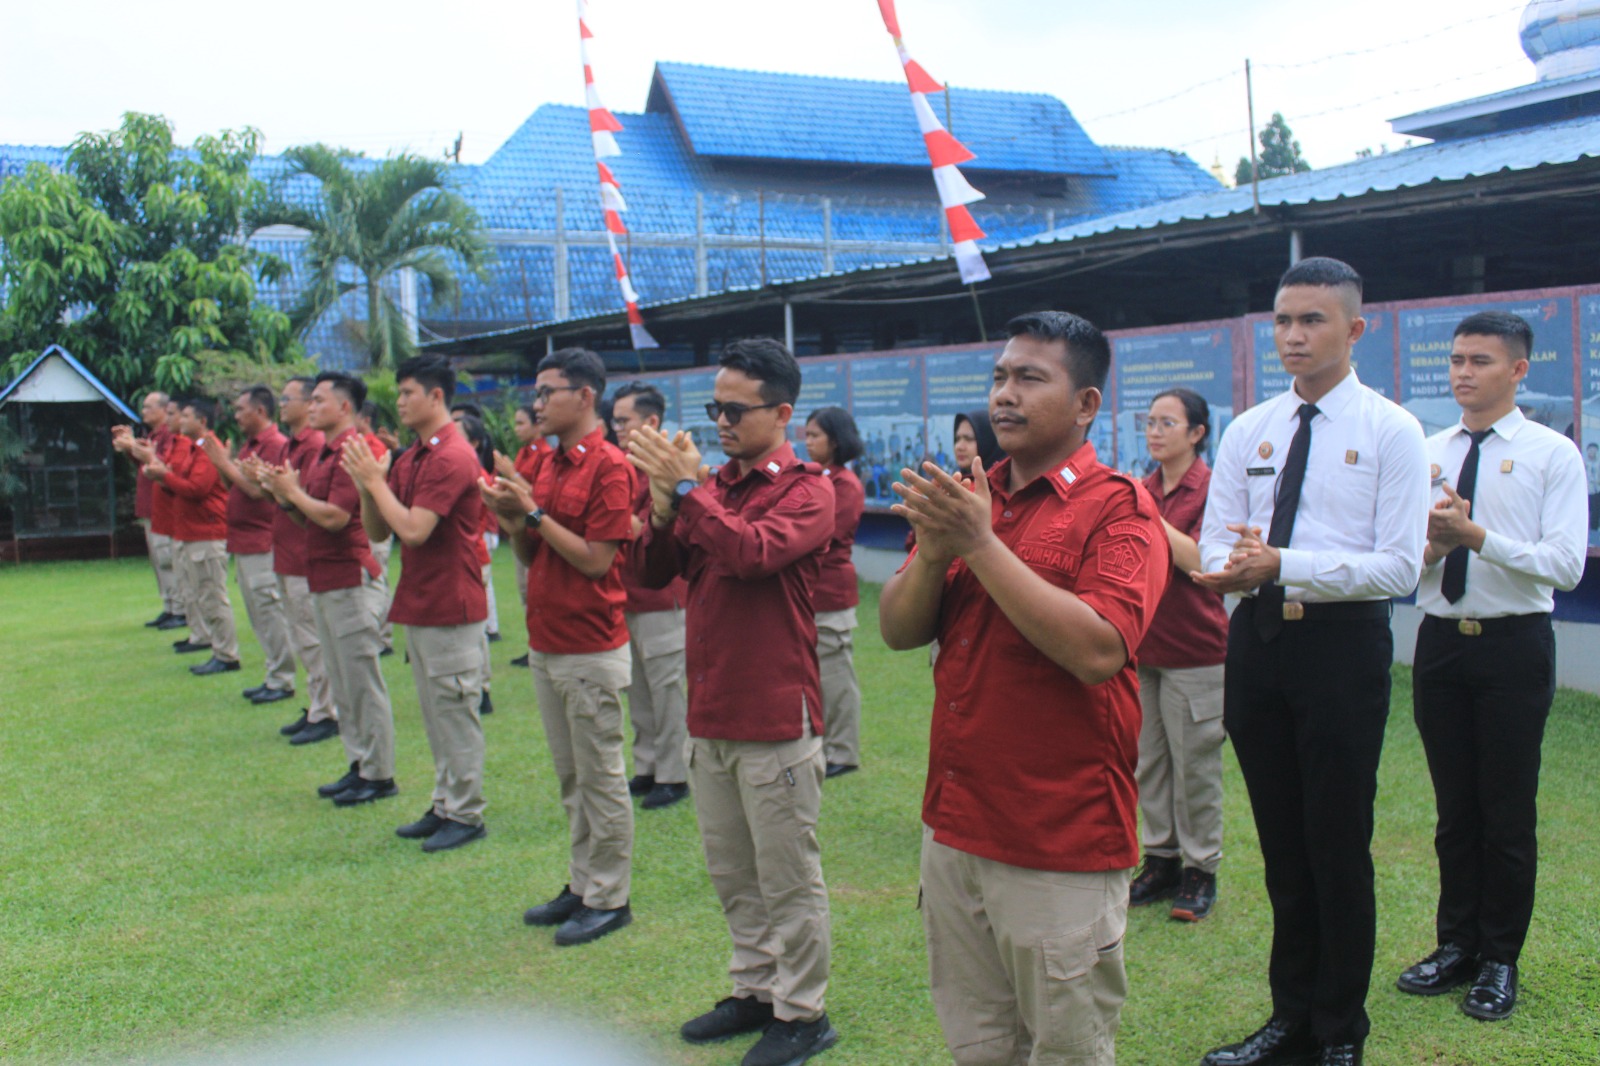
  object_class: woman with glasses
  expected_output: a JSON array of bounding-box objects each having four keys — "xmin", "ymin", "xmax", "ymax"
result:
[
  {"xmin": 1128, "ymin": 387, "xmax": 1230, "ymax": 922},
  {"xmin": 803, "ymin": 406, "xmax": 868, "ymax": 779}
]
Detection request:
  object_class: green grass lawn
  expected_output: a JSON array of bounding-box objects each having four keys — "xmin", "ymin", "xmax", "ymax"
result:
[{"xmin": 1, "ymin": 553, "xmax": 1597, "ymax": 1065}]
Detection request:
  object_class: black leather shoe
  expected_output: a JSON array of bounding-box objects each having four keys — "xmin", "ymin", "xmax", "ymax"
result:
[
  {"xmin": 1171, "ymin": 867, "xmax": 1217, "ymax": 922},
  {"xmin": 487, "ymin": 631, "xmax": 502, "ymax": 643},
  {"xmin": 642, "ymin": 782, "xmax": 690, "ymax": 809},
  {"xmin": 379, "ymin": 646, "xmax": 395, "ymax": 657},
  {"xmin": 332, "ymin": 777, "xmax": 398, "ymax": 806},
  {"xmin": 251, "ymin": 686, "xmax": 294, "ymax": 704},
  {"xmin": 190, "ymin": 657, "xmax": 241, "ymax": 676},
  {"xmin": 1200, "ymin": 1018, "xmax": 1319, "ymax": 1066},
  {"xmin": 172, "ymin": 640, "xmax": 212, "ymax": 655},
  {"xmin": 1317, "ymin": 1044, "xmax": 1362, "ymax": 1066},
  {"xmin": 290, "ymin": 718, "xmax": 340, "ymax": 746},
  {"xmin": 628, "ymin": 774, "xmax": 656, "ymax": 797},
  {"xmin": 1460, "ymin": 960, "xmax": 1517, "ymax": 1021},
  {"xmin": 156, "ymin": 614, "xmax": 188, "ymax": 631},
  {"xmin": 741, "ymin": 1014, "xmax": 839, "ymax": 1066},
  {"xmin": 317, "ymin": 762, "xmax": 361, "ymax": 798},
  {"xmin": 509, "ymin": 652, "xmax": 529, "ymax": 668},
  {"xmin": 243, "ymin": 684, "xmax": 269, "ymax": 700},
  {"xmin": 1396, "ymin": 942, "xmax": 1478, "ymax": 995},
  {"xmin": 396, "ymin": 809, "xmax": 445, "ymax": 839},
  {"xmin": 422, "ymin": 819, "xmax": 487, "ymax": 853},
  {"xmin": 145, "ymin": 612, "xmax": 172, "ymax": 628},
  {"xmin": 554, "ymin": 903, "xmax": 632, "ymax": 946},
  {"xmin": 1130, "ymin": 854, "xmax": 1183, "ymax": 906},
  {"xmin": 682, "ymin": 996, "xmax": 775, "ymax": 1044},
  {"xmin": 479, "ymin": 690, "xmax": 494, "ymax": 716},
  {"xmin": 280, "ymin": 710, "xmax": 310, "ymax": 736},
  {"xmin": 523, "ymin": 886, "xmax": 584, "ymax": 926},
  {"xmin": 824, "ymin": 763, "xmax": 858, "ymax": 779}
]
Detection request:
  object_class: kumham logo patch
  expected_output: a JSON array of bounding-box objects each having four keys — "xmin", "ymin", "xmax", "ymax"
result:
[{"xmin": 1098, "ymin": 520, "xmax": 1152, "ymax": 585}]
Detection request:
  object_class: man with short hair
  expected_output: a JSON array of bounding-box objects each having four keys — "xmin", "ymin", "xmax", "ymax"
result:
[
  {"xmin": 343, "ymin": 354, "xmax": 492, "ymax": 853},
  {"xmin": 1394, "ymin": 311, "xmax": 1586, "ymax": 1022},
  {"xmin": 265, "ymin": 372, "xmax": 397, "ymax": 807},
  {"xmin": 201, "ymin": 386, "xmax": 295, "ymax": 703},
  {"xmin": 1195, "ymin": 258, "xmax": 1428, "ymax": 1066},
  {"xmin": 879, "ymin": 311, "xmax": 1168, "ymax": 1066},
  {"xmin": 114, "ymin": 391, "xmax": 185, "ymax": 628},
  {"xmin": 485, "ymin": 348, "xmax": 637, "ymax": 947},
  {"xmin": 141, "ymin": 398, "xmax": 242, "ymax": 677},
  {"xmin": 629, "ymin": 338, "xmax": 840, "ymax": 1066},
  {"xmin": 612, "ymin": 381, "xmax": 690, "ymax": 811}
]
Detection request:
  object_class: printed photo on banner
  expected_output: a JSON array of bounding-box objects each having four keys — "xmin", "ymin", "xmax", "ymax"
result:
[
  {"xmin": 1113, "ymin": 326, "xmax": 1235, "ymax": 477},
  {"xmin": 849, "ymin": 355, "xmax": 925, "ymax": 505},
  {"xmin": 675, "ymin": 369, "xmax": 726, "ymax": 470},
  {"xmin": 791, "ymin": 359, "xmax": 848, "ymax": 449},
  {"xmin": 923, "ymin": 349, "xmax": 998, "ymax": 476}
]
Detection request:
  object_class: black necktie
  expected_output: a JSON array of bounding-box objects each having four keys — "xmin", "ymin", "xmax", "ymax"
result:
[
  {"xmin": 1441, "ymin": 429, "xmax": 1491, "ymax": 604},
  {"xmin": 1256, "ymin": 402, "xmax": 1319, "ymax": 641}
]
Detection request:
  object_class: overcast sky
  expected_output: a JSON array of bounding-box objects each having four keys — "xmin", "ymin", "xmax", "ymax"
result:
[{"xmin": 3, "ymin": 1, "xmax": 1534, "ymax": 175}]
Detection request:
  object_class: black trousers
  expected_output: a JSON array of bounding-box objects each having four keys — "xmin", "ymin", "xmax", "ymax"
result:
[
  {"xmin": 1412, "ymin": 613, "xmax": 1554, "ymax": 965},
  {"xmin": 1224, "ymin": 599, "xmax": 1392, "ymax": 1044}
]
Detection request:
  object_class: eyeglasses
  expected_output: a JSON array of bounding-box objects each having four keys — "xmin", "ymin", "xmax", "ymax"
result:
[
  {"xmin": 705, "ymin": 400, "xmax": 780, "ymax": 426},
  {"xmin": 1144, "ymin": 417, "xmax": 1190, "ymax": 432},
  {"xmin": 532, "ymin": 385, "xmax": 582, "ymax": 403}
]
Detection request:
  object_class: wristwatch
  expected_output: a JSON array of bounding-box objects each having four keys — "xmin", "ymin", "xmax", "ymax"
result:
[
  {"xmin": 671, "ymin": 478, "xmax": 699, "ymax": 509},
  {"xmin": 526, "ymin": 506, "xmax": 545, "ymax": 528}
]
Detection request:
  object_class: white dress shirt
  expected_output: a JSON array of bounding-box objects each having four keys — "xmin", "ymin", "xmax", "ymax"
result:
[
  {"xmin": 1201, "ymin": 369, "xmax": 1428, "ymax": 602},
  {"xmin": 1417, "ymin": 408, "xmax": 1587, "ymax": 617}
]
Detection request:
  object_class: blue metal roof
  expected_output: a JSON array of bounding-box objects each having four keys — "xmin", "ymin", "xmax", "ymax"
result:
[
  {"xmin": 0, "ymin": 344, "xmax": 139, "ymax": 419},
  {"xmin": 1023, "ymin": 113, "xmax": 1600, "ymax": 246},
  {"xmin": 647, "ymin": 61, "xmax": 1113, "ymax": 177}
]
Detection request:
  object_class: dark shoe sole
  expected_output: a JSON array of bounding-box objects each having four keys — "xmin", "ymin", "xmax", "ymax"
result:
[
  {"xmin": 760, "ymin": 1024, "xmax": 840, "ymax": 1066},
  {"xmin": 1397, "ymin": 973, "xmax": 1474, "ymax": 996},
  {"xmin": 421, "ymin": 824, "xmax": 487, "ymax": 852},
  {"xmin": 824, "ymin": 764, "xmax": 858, "ymax": 779},
  {"xmin": 1171, "ymin": 901, "xmax": 1214, "ymax": 922},
  {"xmin": 554, "ymin": 909, "xmax": 632, "ymax": 946},
  {"xmin": 332, "ymin": 783, "xmax": 399, "ymax": 806},
  {"xmin": 251, "ymin": 688, "xmax": 295, "ymax": 704},
  {"xmin": 289, "ymin": 722, "xmax": 340, "ymax": 746},
  {"xmin": 1460, "ymin": 998, "xmax": 1515, "ymax": 1021}
]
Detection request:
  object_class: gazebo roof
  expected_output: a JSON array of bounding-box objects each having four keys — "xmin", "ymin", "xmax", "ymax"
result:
[{"xmin": 0, "ymin": 345, "xmax": 138, "ymax": 420}]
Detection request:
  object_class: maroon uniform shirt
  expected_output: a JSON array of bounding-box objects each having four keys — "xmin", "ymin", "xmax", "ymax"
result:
[
  {"xmin": 523, "ymin": 425, "xmax": 635, "ymax": 655},
  {"xmin": 272, "ymin": 426, "xmax": 324, "ymax": 578},
  {"xmin": 634, "ymin": 442, "xmax": 836, "ymax": 742},
  {"xmin": 162, "ymin": 435, "xmax": 228, "ymax": 542},
  {"xmin": 302, "ymin": 427, "xmax": 379, "ymax": 593},
  {"xmin": 920, "ymin": 443, "xmax": 1169, "ymax": 872},
  {"xmin": 622, "ymin": 473, "xmax": 686, "ymax": 614},
  {"xmin": 385, "ymin": 421, "xmax": 489, "ymax": 627},
  {"xmin": 226, "ymin": 426, "xmax": 288, "ymax": 555},
  {"xmin": 1137, "ymin": 458, "xmax": 1229, "ymax": 669},
  {"xmin": 812, "ymin": 464, "xmax": 865, "ymax": 613}
]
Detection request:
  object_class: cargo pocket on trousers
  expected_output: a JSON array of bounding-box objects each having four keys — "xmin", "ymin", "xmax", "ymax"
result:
[
  {"xmin": 1040, "ymin": 923, "xmax": 1121, "ymax": 1053},
  {"xmin": 426, "ymin": 649, "xmax": 481, "ymax": 707}
]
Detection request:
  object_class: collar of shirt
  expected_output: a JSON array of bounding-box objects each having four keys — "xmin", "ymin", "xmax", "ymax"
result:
[
  {"xmin": 291, "ymin": 424, "xmax": 317, "ymax": 446},
  {"xmin": 985, "ymin": 440, "xmax": 1097, "ymax": 502},
  {"xmin": 716, "ymin": 441, "xmax": 801, "ymax": 486},
  {"xmin": 1448, "ymin": 406, "xmax": 1527, "ymax": 444},
  {"xmin": 1144, "ymin": 455, "xmax": 1209, "ymax": 500},
  {"xmin": 1290, "ymin": 367, "xmax": 1361, "ymax": 422},
  {"xmin": 414, "ymin": 419, "xmax": 461, "ymax": 453},
  {"xmin": 320, "ymin": 426, "xmax": 358, "ymax": 459},
  {"xmin": 554, "ymin": 424, "xmax": 608, "ymax": 467},
  {"xmin": 244, "ymin": 425, "xmax": 283, "ymax": 455}
]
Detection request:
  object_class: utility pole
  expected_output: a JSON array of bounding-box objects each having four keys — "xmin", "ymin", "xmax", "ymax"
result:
[{"xmin": 1245, "ymin": 58, "xmax": 1261, "ymax": 216}]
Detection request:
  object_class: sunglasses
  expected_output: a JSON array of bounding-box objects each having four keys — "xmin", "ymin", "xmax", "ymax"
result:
[{"xmin": 705, "ymin": 400, "xmax": 780, "ymax": 426}]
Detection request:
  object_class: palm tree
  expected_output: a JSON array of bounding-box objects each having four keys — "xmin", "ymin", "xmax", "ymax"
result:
[{"xmin": 254, "ymin": 145, "xmax": 489, "ymax": 369}]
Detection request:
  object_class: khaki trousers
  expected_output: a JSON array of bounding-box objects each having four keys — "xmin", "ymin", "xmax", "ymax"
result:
[
  {"xmin": 482, "ymin": 533, "xmax": 500, "ymax": 636},
  {"xmin": 173, "ymin": 539, "xmax": 205, "ymax": 643},
  {"xmin": 312, "ymin": 576, "xmax": 395, "ymax": 780},
  {"xmin": 531, "ymin": 647, "xmax": 634, "ymax": 909},
  {"xmin": 816, "ymin": 608, "xmax": 862, "ymax": 768},
  {"xmin": 921, "ymin": 827, "xmax": 1129, "ymax": 1066},
  {"xmin": 514, "ymin": 553, "xmax": 529, "ymax": 609},
  {"xmin": 235, "ymin": 552, "xmax": 294, "ymax": 692},
  {"xmin": 278, "ymin": 574, "xmax": 337, "ymax": 724},
  {"xmin": 624, "ymin": 608, "xmax": 689, "ymax": 784},
  {"xmin": 175, "ymin": 539, "xmax": 238, "ymax": 661},
  {"xmin": 407, "ymin": 621, "xmax": 489, "ymax": 826},
  {"xmin": 141, "ymin": 520, "xmax": 183, "ymax": 614},
  {"xmin": 690, "ymin": 726, "xmax": 830, "ymax": 1022},
  {"xmin": 1136, "ymin": 664, "xmax": 1226, "ymax": 873},
  {"xmin": 368, "ymin": 536, "xmax": 394, "ymax": 652}
]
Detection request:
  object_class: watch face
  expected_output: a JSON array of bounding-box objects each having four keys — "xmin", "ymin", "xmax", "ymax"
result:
[{"xmin": 674, "ymin": 479, "xmax": 698, "ymax": 498}]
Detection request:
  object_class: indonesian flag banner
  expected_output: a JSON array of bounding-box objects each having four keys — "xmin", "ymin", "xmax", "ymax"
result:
[
  {"xmin": 578, "ymin": 0, "xmax": 657, "ymax": 348},
  {"xmin": 877, "ymin": 0, "xmax": 991, "ymax": 284}
]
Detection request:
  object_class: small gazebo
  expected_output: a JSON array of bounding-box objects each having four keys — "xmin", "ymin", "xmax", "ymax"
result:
[{"xmin": 0, "ymin": 345, "xmax": 139, "ymax": 558}]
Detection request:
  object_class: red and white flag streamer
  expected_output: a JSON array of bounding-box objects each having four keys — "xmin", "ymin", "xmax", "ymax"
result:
[
  {"xmin": 877, "ymin": 0, "xmax": 990, "ymax": 284},
  {"xmin": 578, "ymin": 0, "xmax": 657, "ymax": 349}
]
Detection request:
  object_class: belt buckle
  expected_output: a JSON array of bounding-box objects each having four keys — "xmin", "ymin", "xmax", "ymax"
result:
[
  {"xmin": 1458, "ymin": 619, "xmax": 1483, "ymax": 637},
  {"xmin": 1282, "ymin": 602, "xmax": 1304, "ymax": 621}
]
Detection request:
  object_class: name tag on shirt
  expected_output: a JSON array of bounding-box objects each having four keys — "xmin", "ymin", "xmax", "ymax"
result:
[{"xmin": 1247, "ymin": 466, "xmax": 1276, "ymax": 476}]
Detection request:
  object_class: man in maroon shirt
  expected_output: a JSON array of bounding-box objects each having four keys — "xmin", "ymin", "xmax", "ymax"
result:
[
  {"xmin": 629, "ymin": 338, "xmax": 839, "ymax": 1066},
  {"xmin": 611, "ymin": 381, "xmax": 690, "ymax": 811},
  {"xmin": 484, "ymin": 348, "xmax": 637, "ymax": 947},
  {"xmin": 141, "ymin": 398, "xmax": 242, "ymax": 677},
  {"xmin": 880, "ymin": 312, "xmax": 1170, "ymax": 1066},
  {"xmin": 114, "ymin": 390, "xmax": 185, "ymax": 628},
  {"xmin": 344, "ymin": 355, "xmax": 491, "ymax": 853},
  {"xmin": 265, "ymin": 372, "xmax": 396, "ymax": 808},
  {"xmin": 202, "ymin": 386, "xmax": 295, "ymax": 703}
]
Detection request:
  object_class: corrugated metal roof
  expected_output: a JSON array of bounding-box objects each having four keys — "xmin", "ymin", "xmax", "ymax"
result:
[{"xmin": 648, "ymin": 61, "xmax": 1113, "ymax": 176}]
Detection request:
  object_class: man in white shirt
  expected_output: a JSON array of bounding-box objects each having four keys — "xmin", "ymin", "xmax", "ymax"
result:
[
  {"xmin": 1393, "ymin": 311, "xmax": 1585, "ymax": 1023},
  {"xmin": 1194, "ymin": 258, "xmax": 1428, "ymax": 1066}
]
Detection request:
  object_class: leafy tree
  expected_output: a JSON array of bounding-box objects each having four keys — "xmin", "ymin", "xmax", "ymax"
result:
[
  {"xmin": 0, "ymin": 113, "xmax": 300, "ymax": 398},
  {"xmin": 254, "ymin": 146, "xmax": 490, "ymax": 370},
  {"xmin": 1235, "ymin": 112, "xmax": 1313, "ymax": 185}
]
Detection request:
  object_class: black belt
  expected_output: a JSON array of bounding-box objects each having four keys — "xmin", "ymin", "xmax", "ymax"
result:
[
  {"xmin": 1422, "ymin": 612, "xmax": 1550, "ymax": 637},
  {"xmin": 1242, "ymin": 597, "xmax": 1392, "ymax": 622}
]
